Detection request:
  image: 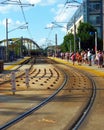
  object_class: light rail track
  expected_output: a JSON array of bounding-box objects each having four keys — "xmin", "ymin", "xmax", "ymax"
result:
[
  {"xmin": 0, "ymin": 57, "xmax": 96, "ymax": 130},
  {"xmin": 67, "ymin": 66, "xmax": 96, "ymax": 130},
  {"xmin": 0, "ymin": 57, "xmax": 34, "ymax": 85}
]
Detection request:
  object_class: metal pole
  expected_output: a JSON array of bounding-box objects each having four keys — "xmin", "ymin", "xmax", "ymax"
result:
[
  {"xmin": 79, "ymin": 37, "xmax": 81, "ymax": 51},
  {"xmin": 6, "ymin": 18, "xmax": 8, "ymax": 62},
  {"xmin": 95, "ymin": 31, "xmax": 97, "ymax": 53},
  {"xmin": 74, "ymin": 16, "xmax": 76, "ymax": 52},
  {"xmin": 55, "ymin": 34, "xmax": 57, "ymax": 56},
  {"xmin": 70, "ymin": 40, "xmax": 72, "ymax": 53},
  {"xmin": 20, "ymin": 36, "xmax": 23, "ymax": 57},
  {"xmin": 28, "ymin": 43, "xmax": 30, "ymax": 56}
]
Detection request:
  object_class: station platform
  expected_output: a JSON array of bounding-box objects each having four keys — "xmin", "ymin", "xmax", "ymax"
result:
[
  {"xmin": 49, "ymin": 57, "xmax": 104, "ymax": 77},
  {"xmin": 3, "ymin": 57, "xmax": 31, "ymax": 71}
]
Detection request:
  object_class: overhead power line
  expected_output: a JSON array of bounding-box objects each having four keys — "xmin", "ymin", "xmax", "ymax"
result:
[
  {"xmin": 0, "ymin": 0, "xmax": 34, "ymax": 39},
  {"xmin": 18, "ymin": 0, "xmax": 27, "ymax": 23},
  {"xmin": 0, "ymin": 0, "xmax": 34, "ymax": 6}
]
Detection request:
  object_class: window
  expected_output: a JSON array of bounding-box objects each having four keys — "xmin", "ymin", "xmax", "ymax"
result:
[
  {"xmin": 89, "ymin": 15, "xmax": 101, "ymax": 25},
  {"xmin": 89, "ymin": 2, "xmax": 101, "ymax": 12}
]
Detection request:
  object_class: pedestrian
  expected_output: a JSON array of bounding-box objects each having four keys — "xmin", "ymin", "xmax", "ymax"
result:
[
  {"xmin": 71, "ymin": 52, "xmax": 76, "ymax": 65},
  {"xmin": 98, "ymin": 51, "xmax": 103, "ymax": 68},
  {"xmin": 87, "ymin": 49, "xmax": 92, "ymax": 66}
]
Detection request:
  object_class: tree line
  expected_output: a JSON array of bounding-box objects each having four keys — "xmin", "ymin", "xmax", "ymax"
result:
[{"xmin": 60, "ymin": 22, "xmax": 103, "ymax": 52}]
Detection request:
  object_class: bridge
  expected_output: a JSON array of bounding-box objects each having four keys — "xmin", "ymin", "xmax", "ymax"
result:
[{"xmin": 0, "ymin": 37, "xmax": 42, "ymax": 61}]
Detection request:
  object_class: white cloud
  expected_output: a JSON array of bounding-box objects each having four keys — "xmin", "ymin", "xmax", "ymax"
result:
[
  {"xmin": 0, "ymin": 0, "xmax": 57, "ymax": 14},
  {"xmin": 45, "ymin": 23, "xmax": 54, "ymax": 29},
  {"xmin": 47, "ymin": 3, "xmax": 79, "ymax": 34},
  {"xmin": 0, "ymin": 18, "xmax": 25, "ymax": 29},
  {"xmin": 37, "ymin": 38, "xmax": 47, "ymax": 48},
  {"xmin": 26, "ymin": 0, "xmax": 41, "ymax": 4},
  {"xmin": 0, "ymin": 5, "xmax": 13, "ymax": 14},
  {"xmin": 53, "ymin": 4, "xmax": 78, "ymax": 23},
  {"xmin": 23, "ymin": 0, "xmax": 57, "ymax": 6}
]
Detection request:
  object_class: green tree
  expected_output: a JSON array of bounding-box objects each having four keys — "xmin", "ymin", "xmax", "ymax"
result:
[
  {"xmin": 60, "ymin": 33, "xmax": 74, "ymax": 52},
  {"xmin": 61, "ymin": 22, "xmax": 103, "ymax": 52},
  {"xmin": 77, "ymin": 22, "xmax": 97, "ymax": 50}
]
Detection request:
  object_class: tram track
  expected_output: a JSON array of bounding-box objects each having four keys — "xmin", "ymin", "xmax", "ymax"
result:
[
  {"xmin": 0, "ymin": 57, "xmax": 34, "ymax": 85},
  {"xmin": 66, "ymin": 66, "xmax": 96, "ymax": 130},
  {"xmin": 0, "ymin": 57, "xmax": 96, "ymax": 130}
]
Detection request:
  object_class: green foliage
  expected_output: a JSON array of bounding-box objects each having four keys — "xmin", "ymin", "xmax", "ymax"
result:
[
  {"xmin": 61, "ymin": 22, "xmax": 103, "ymax": 52},
  {"xmin": 60, "ymin": 33, "xmax": 74, "ymax": 52}
]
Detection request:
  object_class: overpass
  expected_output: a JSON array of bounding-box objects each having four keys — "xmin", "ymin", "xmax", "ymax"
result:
[{"xmin": 0, "ymin": 37, "xmax": 42, "ymax": 61}]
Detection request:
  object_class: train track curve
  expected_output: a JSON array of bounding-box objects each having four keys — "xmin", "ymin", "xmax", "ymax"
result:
[{"xmin": 0, "ymin": 57, "xmax": 96, "ymax": 130}]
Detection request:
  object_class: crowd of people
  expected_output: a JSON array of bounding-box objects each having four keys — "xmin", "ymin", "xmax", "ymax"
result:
[{"xmin": 56, "ymin": 49, "xmax": 104, "ymax": 68}]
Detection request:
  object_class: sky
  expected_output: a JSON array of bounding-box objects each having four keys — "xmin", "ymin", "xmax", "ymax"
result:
[{"xmin": 0, "ymin": 0, "xmax": 82, "ymax": 48}]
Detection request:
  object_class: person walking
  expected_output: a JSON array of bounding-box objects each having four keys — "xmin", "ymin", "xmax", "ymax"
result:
[{"xmin": 98, "ymin": 51, "xmax": 103, "ymax": 68}]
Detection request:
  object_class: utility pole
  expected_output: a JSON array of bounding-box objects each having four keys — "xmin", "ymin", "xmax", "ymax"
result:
[
  {"xmin": 79, "ymin": 37, "xmax": 81, "ymax": 51},
  {"xmin": 6, "ymin": 18, "xmax": 8, "ymax": 62},
  {"xmin": 95, "ymin": 31, "xmax": 97, "ymax": 53},
  {"xmin": 70, "ymin": 40, "xmax": 72, "ymax": 53},
  {"xmin": 74, "ymin": 16, "xmax": 76, "ymax": 52},
  {"xmin": 55, "ymin": 34, "xmax": 57, "ymax": 57},
  {"xmin": 20, "ymin": 36, "xmax": 23, "ymax": 57}
]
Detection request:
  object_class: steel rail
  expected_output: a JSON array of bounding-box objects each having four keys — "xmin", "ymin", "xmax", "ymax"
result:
[
  {"xmin": 0, "ymin": 66, "xmax": 68, "ymax": 130},
  {"xmin": 0, "ymin": 57, "xmax": 34, "ymax": 85},
  {"xmin": 50, "ymin": 58, "xmax": 96, "ymax": 130},
  {"xmin": 66, "ymin": 67, "xmax": 97, "ymax": 130},
  {"xmin": 69, "ymin": 76, "xmax": 96, "ymax": 130}
]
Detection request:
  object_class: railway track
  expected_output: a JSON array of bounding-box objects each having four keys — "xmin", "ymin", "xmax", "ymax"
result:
[
  {"xmin": 0, "ymin": 57, "xmax": 96, "ymax": 130},
  {"xmin": 0, "ymin": 57, "xmax": 34, "ymax": 84}
]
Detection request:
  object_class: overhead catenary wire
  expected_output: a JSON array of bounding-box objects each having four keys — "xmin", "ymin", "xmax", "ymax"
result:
[
  {"xmin": 18, "ymin": 0, "xmax": 34, "ymax": 39},
  {"xmin": 0, "ymin": 0, "xmax": 34, "ymax": 6},
  {"xmin": 45, "ymin": 0, "xmax": 69, "ymax": 46},
  {"xmin": 0, "ymin": 0, "xmax": 34, "ymax": 39},
  {"xmin": 18, "ymin": 0, "xmax": 27, "ymax": 24}
]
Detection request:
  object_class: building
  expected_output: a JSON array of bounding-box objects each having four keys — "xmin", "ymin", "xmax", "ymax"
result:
[{"xmin": 67, "ymin": 0, "xmax": 103, "ymax": 50}]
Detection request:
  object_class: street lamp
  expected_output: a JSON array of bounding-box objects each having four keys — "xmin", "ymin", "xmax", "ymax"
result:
[{"xmin": 5, "ymin": 18, "xmax": 28, "ymax": 61}]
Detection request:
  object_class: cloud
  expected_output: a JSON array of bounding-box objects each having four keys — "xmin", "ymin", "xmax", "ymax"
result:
[
  {"xmin": 25, "ymin": 0, "xmax": 56, "ymax": 6},
  {"xmin": 0, "ymin": 5, "xmax": 13, "ymax": 14},
  {"xmin": 53, "ymin": 4, "xmax": 78, "ymax": 22},
  {"xmin": 47, "ymin": 3, "xmax": 79, "ymax": 33},
  {"xmin": 0, "ymin": 0, "xmax": 57, "ymax": 14},
  {"xmin": 26, "ymin": 0, "xmax": 41, "ymax": 4},
  {"xmin": 37, "ymin": 37, "xmax": 47, "ymax": 48},
  {"xmin": 0, "ymin": 18, "xmax": 25, "ymax": 29},
  {"xmin": 45, "ymin": 23, "xmax": 54, "ymax": 29}
]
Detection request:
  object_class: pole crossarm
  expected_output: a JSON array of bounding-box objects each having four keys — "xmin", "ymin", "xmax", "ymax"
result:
[
  {"xmin": 65, "ymin": 0, "xmax": 82, "ymax": 4},
  {"xmin": 51, "ymin": 21, "xmax": 68, "ymax": 29},
  {"xmin": 8, "ymin": 22, "xmax": 28, "ymax": 33}
]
